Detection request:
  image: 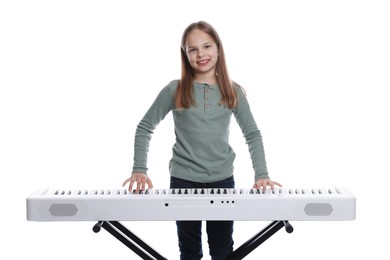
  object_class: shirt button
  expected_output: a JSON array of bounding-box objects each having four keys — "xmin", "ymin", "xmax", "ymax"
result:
[
  {"xmin": 205, "ymin": 96, "xmax": 209, "ymax": 100},
  {"xmin": 206, "ymin": 104, "xmax": 210, "ymax": 109}
]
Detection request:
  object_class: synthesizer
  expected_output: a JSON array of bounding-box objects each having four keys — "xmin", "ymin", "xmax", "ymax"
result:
[{"xmin": 26, "ymin": 187, "xmax": 356, "ymax": 221}]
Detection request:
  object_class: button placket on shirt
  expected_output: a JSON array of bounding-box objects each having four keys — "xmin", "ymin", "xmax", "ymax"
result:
[{"xmin": 204, "ymin": 85, "xmax": 212, "ymax": 114}]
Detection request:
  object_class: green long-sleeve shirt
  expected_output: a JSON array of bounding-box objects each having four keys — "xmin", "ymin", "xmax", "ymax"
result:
[{"xmin": 132, "ymin": 80, "xmax": 269, "ymax": 182}]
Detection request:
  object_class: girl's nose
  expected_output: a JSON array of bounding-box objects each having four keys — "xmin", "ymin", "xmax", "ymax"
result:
[{"xmin": 197, "ymin": 51, "xmax": 205, "ymax": 58}]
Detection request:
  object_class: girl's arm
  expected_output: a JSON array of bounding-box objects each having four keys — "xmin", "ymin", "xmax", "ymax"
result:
[
  {"xmin": 123, "ymin": 81, "xmax": 177, "ymax": 192},
  {"xmin": 233, "ymin": 85, "xmax": 281, "ymax": 189}
]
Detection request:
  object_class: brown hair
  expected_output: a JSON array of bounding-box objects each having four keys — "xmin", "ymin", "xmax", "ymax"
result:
[{"xmin": 175, "ymin": 21, "xmax": 237, "ymax": 109}]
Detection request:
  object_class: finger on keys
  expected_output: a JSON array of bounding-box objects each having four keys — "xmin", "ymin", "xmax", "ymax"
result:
[
  {"xmin": 134, "ymin": 176, "xmax": 142, "ymax": 193},
  {"xmin": 267, "ymin": 180, "xmax": 282, "ymax": 190},
  {"xmin": 254, "ymin": 179, "xmax": 282, "ymax": 190},
  {"xmin": 146, "ymin": 178, "xmax": 153, "ymax": 190},
  {"xmin": 273, "ymin": 180, "xmax": 282, "ymax": 188},
  {"xmin": 140, "ymin": 177, "xmax": 146, "ymax": 192},
  {"xmin": 122, "ymin": 177, "xmax": 134, "ymax": 192},
  {"xmin": 122, "ymin": 175, "xmax": 140, "ymax": 192}
]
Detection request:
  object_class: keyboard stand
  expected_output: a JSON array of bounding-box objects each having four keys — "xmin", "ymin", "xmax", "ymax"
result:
[
  {"xmin": 93, "ymin": 220, "xmax": 293, "ymax": 260},
  {"xmin": 226, "ymin": 220, "xmax": 293, "ymax": 260},
  {"xmin": 93, "ymin": 221, "xmax": 168, "ymax": 260}
]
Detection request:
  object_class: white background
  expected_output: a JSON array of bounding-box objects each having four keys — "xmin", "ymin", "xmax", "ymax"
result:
[{"xmin": 1, "ymin": 0, "xmax": 389, "ymax": 259}]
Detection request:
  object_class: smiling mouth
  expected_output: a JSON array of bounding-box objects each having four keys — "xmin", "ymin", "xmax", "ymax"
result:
[{"xmin": 197, "ymin": 59, "xmax": 210, "ymax": 66}]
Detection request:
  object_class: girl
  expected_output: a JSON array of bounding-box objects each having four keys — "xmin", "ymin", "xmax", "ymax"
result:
[{"xmin": 123, "ymin": 21, "xmax": 281, "ymax": 260}]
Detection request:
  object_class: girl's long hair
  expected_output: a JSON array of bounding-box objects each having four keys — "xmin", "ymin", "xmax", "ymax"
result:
[{"xmin": 175, "ymin": 21, "xmax": 238, "ymax": 109}]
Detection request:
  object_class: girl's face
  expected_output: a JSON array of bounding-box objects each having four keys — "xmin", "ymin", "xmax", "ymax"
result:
[{"xmin": 185, "ymin": 29, "xmax": 219, "ymax": 80}]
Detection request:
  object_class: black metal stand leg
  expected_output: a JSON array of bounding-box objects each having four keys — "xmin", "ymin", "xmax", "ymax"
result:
[
  {"xmin": 226, "ymin": 220, "xmax": 293, "ymax": 260},
  {"xmin": 93, "ymin": 220, "xmax": 292, "ymax": 260},
  {"xmin": 93, "ymin": 221, "xmax": 167, "ymax": 260}
]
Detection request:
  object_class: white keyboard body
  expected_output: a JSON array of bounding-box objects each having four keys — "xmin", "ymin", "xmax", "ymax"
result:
[{"xmin": 26, "ymin": 187, "xmax": 356, "ymax": 221}]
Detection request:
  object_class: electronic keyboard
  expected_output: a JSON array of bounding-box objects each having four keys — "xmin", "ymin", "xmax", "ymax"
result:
[{"xmin": 26, "ymin": 187, "xmax": 355, "ymax": 221}]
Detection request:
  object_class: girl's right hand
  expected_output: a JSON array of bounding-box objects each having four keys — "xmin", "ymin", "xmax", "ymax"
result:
[{"xmin": 122, "ymin": 173, "xmax": 153, "ymax": 192}]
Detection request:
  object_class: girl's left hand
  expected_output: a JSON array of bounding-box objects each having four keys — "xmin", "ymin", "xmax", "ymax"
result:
[{"xmin": 253, "ymin": 178, "xmax": 282, "ymax": 190}]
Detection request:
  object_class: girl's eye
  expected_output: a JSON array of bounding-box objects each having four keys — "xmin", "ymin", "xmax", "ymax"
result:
[
  {"xmin": 204, "ymin": 45, "xmax": 212, "ymax": 49},
  {"xmin": 188, "ymin": 49, "xmax": 196, "ymax": 53}
]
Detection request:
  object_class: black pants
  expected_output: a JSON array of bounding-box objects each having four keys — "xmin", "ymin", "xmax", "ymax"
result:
[{"xmin": 170, "ymin": 176, "xmax": 235, "ymax": 260}]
